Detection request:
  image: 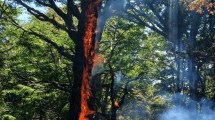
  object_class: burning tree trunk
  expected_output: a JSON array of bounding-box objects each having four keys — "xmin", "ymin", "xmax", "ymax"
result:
[
  {"xmin": 69, "ymin": 1, "xmax": 101, "ymax": 120},
  {"xmin": 9, "ymin": 0, "xmax": 104, "ymax": 119}
]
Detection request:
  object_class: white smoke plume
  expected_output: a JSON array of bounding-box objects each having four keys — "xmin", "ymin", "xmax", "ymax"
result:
[{"xmin": 160, "ymin": 99, "xmax": 215, "ymax": 120}]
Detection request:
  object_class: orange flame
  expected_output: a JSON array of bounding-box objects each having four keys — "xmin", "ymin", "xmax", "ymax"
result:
[
  {"xmin": 79, "ymin": 1, "xmax": 101, "ymax": 120},
  {"xmin": 114, "ymin": 101, "xmax": 119, "ymax": 108},
  {"xmin": 93, "ymin": 54, "xmax": 105, "ymax": 66}
]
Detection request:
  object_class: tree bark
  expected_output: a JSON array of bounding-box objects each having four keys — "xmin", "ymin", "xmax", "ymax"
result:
[
  {"xmin": 69, "ymin": 1, "xmax": 100, "ymax": 119},
  {"xmin": 188, "ymin": 13, "xmax": 201, "ymax": 102},
  {"xmin": 169, "ymin": 0, "xmax": 181, "ymax": 93},
  {"xmin": 69, "ymin": 43, "xmax": 85, "ymax": 120}
]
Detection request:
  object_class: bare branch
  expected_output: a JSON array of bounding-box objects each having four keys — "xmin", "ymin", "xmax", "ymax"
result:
[
  {"xmin": 126, "ymin": 0, "xmax": 167, "ymax": 37},
  {"xmin": 48, "ymin": 0, "xmax": 76, "ymax": 30},
  {"xmin": 14, "ymin": 0, "xmax": 66, "ymax": 30},
  {"xmin": 14, "ymin": 0, "xmax": 78, "ymax": 41},
  {"xmin": 126, "ymin": 11, "xmax": 167, "ymax": 37},
  {"xmin": 147, "ymin": 3, "xmax": 166, "ymax": 29},
  {"xmin": 131, "ymin": 4, "xmax": 165, "ymax": 30},
  {"xmin": 35, "ymin": 0, "xmax": 50, "ymax": 6},
  {"xmin": 48, "ymin": 0, "xmax": 67, "ymax": 20}
]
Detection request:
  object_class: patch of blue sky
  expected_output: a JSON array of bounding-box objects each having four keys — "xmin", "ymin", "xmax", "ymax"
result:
[
  {"xmin": 17, "ymin": 1, "xmax": 63, "ymax": 23},
  {"xmin": 17, "ymin": 2, "xmax": 47, "ymax": 23}
]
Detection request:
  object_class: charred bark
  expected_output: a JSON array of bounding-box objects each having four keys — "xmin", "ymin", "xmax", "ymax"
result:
[
  {"xmin": 8, "ymin": 0, "xmax": 104, "ymax": 119},
  {"xmin": 69, "ymin": 41, "xmax": 85, "ymax": 120},
  {"xmin": 69, "ymin": 1, "xmax": 101, "ymax": 120}
]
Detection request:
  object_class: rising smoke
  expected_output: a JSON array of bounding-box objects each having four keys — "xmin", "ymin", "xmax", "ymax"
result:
[
  {"xmin": 160, "ymin": 97, "xmax": 215, "ymax": 120},
  {"xmin": 97, "ymin": 1, "xmax": 215, "ymax": 120},
  {"xmin": 109, "ymin": 0, "xmax": 127, "ymax": 11},
  {"xmin": 96, "ymin": 0, "xmax": 127, "ymax": 42}
]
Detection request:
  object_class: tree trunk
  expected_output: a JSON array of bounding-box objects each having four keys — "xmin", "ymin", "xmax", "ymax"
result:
[
  {"xmin": 188, "ymin": 13, "xmax": 201, "ymax": 102},
  {"xmin": 111, "ymin": 108, "xmax": 117, "ymax": 120},
  {"xmin": 169, "ymin": 0, "xmax": 180, "ymax": 93},
  {"xmin": 69, "ymin": 44, "xmax": 85, "ymax": 120},
  {"xmin": 68, "ymin": 1, "xmax": 100, "ymax": 120}
]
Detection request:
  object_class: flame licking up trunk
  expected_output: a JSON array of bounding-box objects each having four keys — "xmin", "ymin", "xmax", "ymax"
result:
[{"xmin": 79, "ymin": 0, "xmax": 101, "ymax": 120}]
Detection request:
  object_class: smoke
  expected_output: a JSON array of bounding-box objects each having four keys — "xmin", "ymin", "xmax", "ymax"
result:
[
  {"xmin": 115, "ymin": 71, "xmax": 122, "ymax": 84},
  {"xmin": 160, "ymin": 105, "xmax": 215, "ymax": 120},
  {"xmin": 160, "ymin": 97, "xmax": 215, "ymax": 120},
  {"xmin": 110, "ymin": 0, "xmax": 127, "ymax": 12},
  {"xmin": 117, "ymin": 99, "xmax": 147, "ymax": 119},
  {"xmin": 91, "ymin": 54, "xmax": 105, "ymax": 77},
  {"xmin": 96, "ymin": 0, "xmax": 127, "ymax": 41}
]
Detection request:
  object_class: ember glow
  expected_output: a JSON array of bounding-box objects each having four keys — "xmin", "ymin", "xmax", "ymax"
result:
[
  {"xmin": 114, "ymin": 101, "xmax": 119, "ymax": 108},
  {"xmin": 79, "ymin": 1, "xmax": 101, "ymax": 120}
]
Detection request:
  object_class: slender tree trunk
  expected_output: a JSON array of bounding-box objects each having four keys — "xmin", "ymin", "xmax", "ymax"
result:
[
  {"xmin": 110, "ymin": 64, "xmax": 116, "ymax": 120},
  {"xmin": 169, "ymin": 0, "xmax": 180, "ymax": 93},
  {"xmin": 188, "ymin": 13, "xmax": 201, "ymax": 102},
  {"xmin": 111, "ymin": 108, "xmax": 117, "ymax": 120}
]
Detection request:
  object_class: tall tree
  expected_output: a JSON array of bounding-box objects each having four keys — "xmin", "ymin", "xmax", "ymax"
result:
[
  {"xmin": 2, "ymin": 0, "xmax": 114, "ymax": 119},
  {"xmin": 125, "ymin": 0, "xmax": 215, "ymax": 109}
]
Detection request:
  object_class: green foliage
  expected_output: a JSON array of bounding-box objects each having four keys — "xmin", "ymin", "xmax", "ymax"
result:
[
  {"xmin": 60, "ymin": 104, "xmax": 69, "ymax": 120},
  {"xmin": 0, "ymin": 8, "xmax": 71, "ymax": 119},
  {"xmin": 2, "ymin": 115, "xmax": 16, "ymax": 120},
  {"xmin": 0, "ymin": 0, "xmax": 215, "ymax": 119},
  {"xmin": 93, "ymin": 17, "xmax": 168, "ymax": 119}
]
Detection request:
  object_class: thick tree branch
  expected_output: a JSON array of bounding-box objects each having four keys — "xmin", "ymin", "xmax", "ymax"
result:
[
  {"xmin": 15, "ymin": 0, "xmax": 66, "ymax": 30},
  {"xmin": 14, "ymin": 0, "xmax": 78, "ymax": 41},
  {"xmin": 35, "ymin": 0, "xmax": 50, "ymax": 6},
  {"xmin": 47, "ymin": 0, "xmax": 76, "ymax": 30},
  {"xmin": 126, "ymin": 11, "xmax": 167, "ymax": 37},
  {"xmin": 48, "ymin": 0, "xmax": 66, "ymax": 19},
  {"xmin": 126, "ymin": 0, "xmax": 167, "ymax": 37},
  {"xmin": 67, "ymin": 0, "xmax": 81, "ymax": 19},
  {"xmin": 147, "ymin": 3, "xmax": 166, "ymax": 30},
  {"xmin": 0, "ymin": 0, "xmax": 6, "ymax": 18},
  {"xmin": 131, "ymin": 4, "xmax": 165, "ymax": 31},
  {"xmin": 48, "ymin": 0, "xmax": 70, "ymax": 27}
]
